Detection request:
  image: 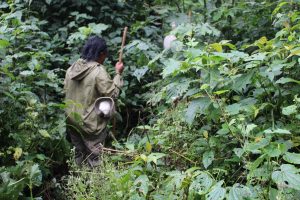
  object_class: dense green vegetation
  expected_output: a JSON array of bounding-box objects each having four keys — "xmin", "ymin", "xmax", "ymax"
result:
[{"xmin": 1, "ymin": 0, "xmax": 300, "ymax": 199}]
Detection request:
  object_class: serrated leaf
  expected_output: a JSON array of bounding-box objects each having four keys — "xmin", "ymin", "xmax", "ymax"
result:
[
  {"xmin": 231, "ymin": 72, "xmax": 253, "ymax": 92},
  {"xmin": 185, "ymin": 97, "xmax": 211, "ymax": 125},
  {"xmin": 137, "ymin": 41, "xmax": 149, "ymax": 50},
  {"xmin": 272, "ymin": 164, "xmax": 300, "ymax": 190},
  {"xmin": 162, "ymin": 59, "xmax": 181, "ymax": 78},
  {"xmin": 228, "ymin": 184, "xmax": 252, "ymax": 200},
  {"xmin": 233, "ymin": 148, "xmax": 244, "ymax": 158},
  {"xmin": 29, "ymin": 164, "xmax": 42, "ymax": 186},
  {"xmin": 206, "ymin": 181, "xmax": 226, "ymax": 200},
  {"xmin": 134, "ymin": 175, "xmax": 149, "ymax": 196},
  {"xmin": 165, "ymin": 170, "xmax": 186, "ymax": 189},
  {"xmin": 283, "ymin": 152, "xmax": 300, "ymax": 164},
  {"xmin": 226, "ymin": 103, "xmax": 241, "ymax": 115},
  {"xmin": 78, "ymin": 26, "xmax": 92, "ymax": 36},
  {"xmin": 147, "ymin": 153, "xmax": 165, "ymax": 164},
  {"xmin": 133, "ymin": 66, "xmax": 148, "ymax": 82},
  {"xmin": 264, "ymin": 144, "xmax": 281, "ymax": 157},
  {"xmin": 203, "ymin": 151, "xmax": 214, "ymax": 169},
  {"xmin": 89, "ymin": 23, "xmax": 109, "ymax": 34},
  {"xmin": 189, "ymin": 172, "xmax": 213, "ymax": 196},
  {"xmin": 245, "ymin": 53, "xmax": 266, "ymax": 61},
  {"xmin": 257, "ymin": 36, "xmax": 268, "ymax": 45}
]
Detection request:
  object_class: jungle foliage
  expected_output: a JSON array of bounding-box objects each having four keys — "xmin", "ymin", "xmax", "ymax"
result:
[{"xmin": 1, "ymin": 0, "xmax": 300, "ymax": 199}]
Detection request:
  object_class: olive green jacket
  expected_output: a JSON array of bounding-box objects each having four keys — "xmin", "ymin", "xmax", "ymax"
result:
[{"xmin": 64, "ymin": 59, "xmax": 123, "ymax": 135}]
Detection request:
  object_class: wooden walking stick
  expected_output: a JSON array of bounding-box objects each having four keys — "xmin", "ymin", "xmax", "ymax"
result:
[
  {"xmin": 118, "ymin": 26, "xmax": 128, "ymax": 62},
  {"xmin": 113, "ymin": 26, "xmax": 128, "ymax": 137}
]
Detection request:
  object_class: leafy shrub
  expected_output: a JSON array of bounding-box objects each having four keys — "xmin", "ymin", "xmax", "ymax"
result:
[{"xmin": 0, "ymin": 2, "xmax": 70, "ymax": 198}]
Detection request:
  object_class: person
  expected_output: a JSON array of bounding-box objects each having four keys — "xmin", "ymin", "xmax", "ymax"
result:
[{"xmin": 64, "ymin": 36, "xmax": 124, "ymax": 167}]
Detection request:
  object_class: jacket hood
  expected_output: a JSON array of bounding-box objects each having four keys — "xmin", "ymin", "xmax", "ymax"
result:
[{"xmin": 69, "ymin": 59, "xmax": 98, "ymax": 80}]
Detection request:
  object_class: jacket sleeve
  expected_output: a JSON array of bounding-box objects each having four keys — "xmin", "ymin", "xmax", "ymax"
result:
[{"xmin": 95, "ymin": 67, "xmax": 123, "ymax": 98}]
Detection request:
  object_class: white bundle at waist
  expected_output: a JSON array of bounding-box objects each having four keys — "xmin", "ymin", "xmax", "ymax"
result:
[{"xmin": 99, "ymin": 101, "xmax": 111, "ymax": 115}]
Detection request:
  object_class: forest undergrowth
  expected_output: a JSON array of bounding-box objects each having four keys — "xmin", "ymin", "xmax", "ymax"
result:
[{"xmin": 1, "ymin": 0, "xmax": 300, "ymax": 199}]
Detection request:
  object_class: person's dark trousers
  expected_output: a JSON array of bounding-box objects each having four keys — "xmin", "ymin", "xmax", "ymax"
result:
[{"xmin": 68, "ymin": 128, "xmax": 108, "ymax": 168}]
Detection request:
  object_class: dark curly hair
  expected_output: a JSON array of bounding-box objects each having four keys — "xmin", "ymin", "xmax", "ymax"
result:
[{"xmin": 81, "ymin": 36, "xmax": 107, "ymax": 61}]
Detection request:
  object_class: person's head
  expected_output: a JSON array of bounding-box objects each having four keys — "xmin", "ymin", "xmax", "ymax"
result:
[{"xmin": 81, "ymin": 36, "xmax": 108, "ymax": 64}]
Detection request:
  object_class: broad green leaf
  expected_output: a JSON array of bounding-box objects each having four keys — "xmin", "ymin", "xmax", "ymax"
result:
[
  {"xmin": 226, "ymin": 103, "xmax": 241, "ymax": 115},
  {"xmin": 282, "ymin": 105, "xmax": 297, "ymax": 116},
  {"xmin": 245, "ymin": 53, "xmax": 266, "ymax": 61},
  {"xmin": 220, "ymin": 40, "xmax": 236, "ymax": 50},
  {"xmin": 210, "ymin": 43, "xmax": 223, "ymax": 52},
  {"xmin": 245, "ymin": 124, "xmax": 257, "ymax": 136},
  {"xmin": 272, "ymin": 164, "xmax": 300, "ymax": 190},
  {"xmin": 276, "ymin": 77, "xmax": 300, "ymax": 84},
  {"xmin": 203, "ymin": 150, "xmax": 214, "ymax": 169},
  {"xmin": 185, "ymin": 97, "xmax": 211, "ymax": 125},
  {"xmin": 245, "ymin": 138, "xmax": 270, "ymax": 152},
  {"xmin": 13, "ymin": 147, "xmax": 22, "ymax": 160},
  {"xmin": 0, "ymin": 39, "xmax": 10, "ymax": 49},
  {"xmin": 264, "ymin": 129, "xmax": 291, "ymax": 135},
  {"xmin": 231, "ymin": 72, "xmax": 253, "ymax": 92},
  {"xmin": 133, "ymin": 66, "xmax": 148, "ymax": 82},
  {"xmin": 257, "ymin": 36, "xmax": 267, "ymax": 45},
  {"xmin": 283, "ymin": 152, "xmax": 300, "ymax": 164},
  {"xmin": 228, "ymin": 184, "xmax": 252, "ymax": 200},
  {"xmin": 137, "ymin": 41, "xmax": 149, "ymax": 51},
  {"xmin": 134, "ymin": 175, "xmax": 149, "ymax": 196},
  {"xmin": 206, "ymin": 181, "xmax": 226, "ymax": 200},
  {"xmin": 264, "ymin": 144, "xmax": 281, "ymax": 157},
  {"xmin": 233, "ymin": 148, "xmax": 244, "ymax": 158},
  {"xmin": 200, "ymin": 84, "xmax": 209, "ymax": 90},
  {"xmin": 213, "ymin": 90, "xmax": 229, "ymax": 95},
  {"xmin": 89, "ymin": 23, "xmax": 109, "ymax": 34},
  {"xmin": 29, "ymin": 164, "xmax": 42, "ymax": 186},
  {"xmin": 162, "ymin": 59, "xmax": 181, "ymax": 78},
  {"xmin": 272, "ymin": 2, "xmax": 289, "ymax": 15},
  {"xmin": 38, "ymin": 129, "xmax": 50, "ymax": 138},
  {"xmin": 189, "ymin": 172, "xmax": 213, "ymax": 195},
  {"xmin": 140, "ymin": 154, "xmax": 147, "ymax": 162},
  {"xmin": 165, "ymin": 171, "xmax": 186, "ymax": 189},
  {"xmin": 145, "ymin": 142, "xmax": 152, "ymax": 153},
  {"xmin": 20, "ymin": 70, "xmax": 34, "ymax": 76},
  {"xmin": 125, "ymin": 143, "xmax": 135, "ymax": 151},
  {"xmin": 129, "ymin": 194, "xmax": 145, "ymax": 200},
  {"xmin": 274, "ymin": 129, "xmax": 291, "ymax": 134},
  {"xmin": 248, "ymin": 154, "xmax": 266, "ymax": 171},
  {"xmin": 78, "ymin": 26, "xmax": 92, "ymax": 35},
  {"xmin": 288, "ymin": 48, "xmax": 300, "ymax": 58},
  {"xmin": 147, "ymin": 153, "xmax": 165, "ymax": 164}
]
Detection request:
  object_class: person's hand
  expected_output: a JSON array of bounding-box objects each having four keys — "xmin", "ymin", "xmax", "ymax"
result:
[{"xmin": 115, "ymin": 61, "xmax": 124, "ymax": 74}]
